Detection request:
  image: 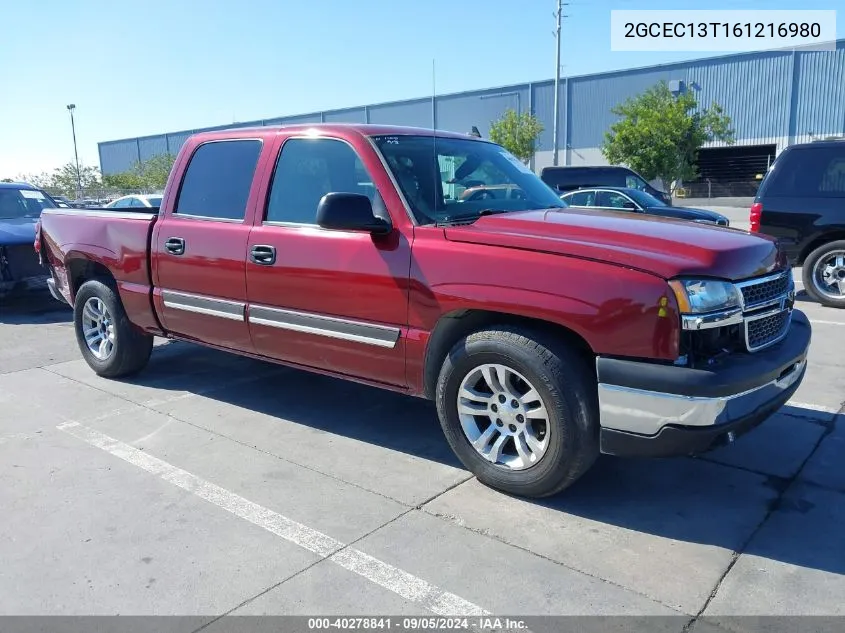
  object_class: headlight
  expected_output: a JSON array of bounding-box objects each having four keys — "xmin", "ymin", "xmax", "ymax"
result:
[{"xmin": 669, "ymin": 279, "xmax": 741, "ymax": 314}]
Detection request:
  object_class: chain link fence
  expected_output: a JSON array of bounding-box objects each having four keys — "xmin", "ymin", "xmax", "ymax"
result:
[
  {"xmin": 675, "ymin": 180, "xmax": 762, "ymax": 199},
  {"xmin": 43, "ymin": 187, "xmax": 164, "ymax": 207}
]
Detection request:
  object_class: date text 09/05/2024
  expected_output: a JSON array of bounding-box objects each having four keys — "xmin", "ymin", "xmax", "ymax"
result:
[{"xmin": 307, "ymin": 617, "xmax": 528, "ymax": 630}]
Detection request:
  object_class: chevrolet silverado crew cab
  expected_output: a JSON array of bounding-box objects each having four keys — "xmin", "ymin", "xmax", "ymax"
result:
[{"xmin": 37, "ymin": 124, "xmax": 811, "ymax": 498}]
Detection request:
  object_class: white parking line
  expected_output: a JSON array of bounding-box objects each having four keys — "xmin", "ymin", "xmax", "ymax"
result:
[
  {"xmin": 57, "ymin": 421, "xmax": 490, "ymax": 618},
  {"xmin": 810, "ymin": 319, "xmax": 845, "ymax": 327}
]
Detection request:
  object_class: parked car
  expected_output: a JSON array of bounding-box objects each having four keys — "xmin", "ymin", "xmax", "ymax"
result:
[
  {"xmin": 540, "ymin": 165, "xmax": 672, "ymax": 205},
  {"xmin": 105, "ymin": 194, "xmax": 163, "ymax": 209},
  {"xmin": 49, "ymin": 194, "xmax": 74, "ymax": 208},
  {"xmin": 37, "ymin": 124, "xmax": 810, "ymax": 498},
  {"xmin": 560, "ymin": 187, "xmax": 730, "ymax": 226},
  {"xmin": 458, "ymin": 183, "xmax": 527, "ymax": 202},
  {"xmin": 0, "ymin": 182, "xmax": 55, "ymax": 298},
  {"xmin": 752, "ymin": 139, "xmax": 845, "ymax": 308}
]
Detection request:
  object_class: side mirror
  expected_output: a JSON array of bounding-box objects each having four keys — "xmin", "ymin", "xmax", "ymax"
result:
[
  {"xmin": 316, "ymin": 193, "xmax": 392, "ymax": 235},
  {"xmin": 622, "ymin": 201, "xmax": 638, "ymax": 211}
]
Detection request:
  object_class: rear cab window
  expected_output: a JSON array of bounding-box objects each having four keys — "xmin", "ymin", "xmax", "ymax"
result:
[
  {"xmin": 761, "ymin": 145, "xmax": 845, "ymax": 198},
  {"xmin": 175, "ymin": 139, "xmax": 263, "ymax": 220}
]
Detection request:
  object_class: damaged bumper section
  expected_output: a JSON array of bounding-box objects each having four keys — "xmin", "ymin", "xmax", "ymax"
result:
[
  {"xmin": 597, "ymin": 309, "xmax": 812, "ymax": 457},
  {"xmin": 0, "ymin": 244, "xmax": 49, "ymax": 297}
]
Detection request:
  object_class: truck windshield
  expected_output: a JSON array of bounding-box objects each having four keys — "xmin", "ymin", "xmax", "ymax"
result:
[
  {"xmin": 0, "ymin": 188, "xmax": 57, "ymax": 219},
  {"xmin": 372, "ymin": 135, "xmax": 565, "ymax": 225}
]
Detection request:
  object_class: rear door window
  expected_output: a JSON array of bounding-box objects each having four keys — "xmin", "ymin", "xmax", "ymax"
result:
[
  {"xmin": 566, "ymin": 190, "xmax": 595, "ymax": 206},
  {"xmin": 763, "ymin": 146, "xmax": 845, "ymax": 198},
  {"xmin": 175, "ymin": 139, "xmax": 263, "ymax": 220}
]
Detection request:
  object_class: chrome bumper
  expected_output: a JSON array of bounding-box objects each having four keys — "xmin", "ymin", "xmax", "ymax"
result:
[
  {"xmin": 598, "ymin": 357, "xmax": 806, "ymax": 436},
  {"xmin": 595, "ymin": 309, "xmax": 811, "ymax": 457}
]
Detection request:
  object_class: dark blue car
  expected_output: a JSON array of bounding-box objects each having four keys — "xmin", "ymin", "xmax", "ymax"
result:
[
  {"xmin": 560, "ymin": 186, "xmax": 730, "ymax": 226},
  {"xmin": 0, "ymin": 182, "xmax": 57, "ymax": 299}
]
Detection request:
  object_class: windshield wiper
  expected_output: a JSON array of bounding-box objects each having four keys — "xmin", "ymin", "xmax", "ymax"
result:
[{"xmin": 434, "ymin": 208, "xmax": 512, "ymax": 227}]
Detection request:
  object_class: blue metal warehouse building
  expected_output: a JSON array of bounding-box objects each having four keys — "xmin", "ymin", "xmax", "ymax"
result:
[{"xmin": 99, "ymin": 40, "xmax": 845, "ymax": 195}]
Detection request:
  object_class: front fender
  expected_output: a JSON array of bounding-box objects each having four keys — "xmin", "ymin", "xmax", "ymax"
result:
[{"xmin": 425, "ymin": 277, "xmax": 679, "ymax": 361}]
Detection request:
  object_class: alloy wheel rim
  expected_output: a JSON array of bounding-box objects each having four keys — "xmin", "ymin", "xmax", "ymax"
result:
[
  {"xmin": 456, "ymin": 363, "xmax": 551, "ymax": 471},
  {"xmin": 81, "ymin": 297, "xmax": 115, "ymax": 360},
  {"xmin": 812, "ymin": 250, "xmax": 845, "ymax": 299}
]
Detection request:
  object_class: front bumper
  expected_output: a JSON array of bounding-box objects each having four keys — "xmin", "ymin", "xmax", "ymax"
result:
[
  {"xmin": 597, "ymin": 310, "xmax": 812, "ymax": 457},
  {"xmin": 0, "ymin": 244, "xmax": 49, "ymax": 297}
]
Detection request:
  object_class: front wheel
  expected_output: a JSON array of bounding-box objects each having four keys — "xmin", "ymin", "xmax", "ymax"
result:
[
  {"xmin": 435, "ymin": 326, "xmax": 599, "ymax": 498},
  {"xmin": 802, "ymin": 240, "xmax": 845, "ymax": 308},
  {"xmin": 73, "ymin": 279, "xmax": 153, "ymax": 378}
]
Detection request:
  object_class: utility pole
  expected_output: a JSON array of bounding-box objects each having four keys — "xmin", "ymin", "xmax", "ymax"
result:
[
  {"xmin": 552, "ymin": 0, "xmax": 564, "ymax": 166},
  {"xmin": 66, "ymin": 104, "xmax": 82, "ymax": 199}
]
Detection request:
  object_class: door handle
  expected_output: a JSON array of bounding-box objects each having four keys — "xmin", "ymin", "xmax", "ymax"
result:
[
  {"xmin": 250, "ymin": 244, "xmax": 276, "ymax": 266},
  {"xmin": 164, "ymin": 237, "xmax": 185, "ymax": 255}
]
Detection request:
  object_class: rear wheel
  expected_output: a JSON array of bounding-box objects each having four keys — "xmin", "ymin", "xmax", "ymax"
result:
[
  {"xmin": 435, "ymin": 326, "xmax": 599, "ymax": 498},
  {"xmin": 73, "ymin": 279, "xmax": 153, "ymax": 377},
  {"xmin": 802, "ymin": 240, "xmax": 845, "ymax": 309}
]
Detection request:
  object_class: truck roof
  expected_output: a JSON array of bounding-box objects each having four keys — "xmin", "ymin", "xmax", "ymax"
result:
[{"xmin": 189, "ymin": 123, "xmax": 486, "ymax": 144}]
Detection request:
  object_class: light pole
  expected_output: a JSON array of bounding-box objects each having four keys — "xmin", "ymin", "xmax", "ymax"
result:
[
  {"xmin": 552, "ymin": 0, "xmax": 564, "ymax": 166},
  {"xmin": 66, "ymin": 104, "xmax": 82, "ymax": 199}
]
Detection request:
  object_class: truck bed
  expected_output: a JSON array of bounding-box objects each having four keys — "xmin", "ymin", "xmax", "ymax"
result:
[{"xmin": 38, "ymin": 207, "xmax": 161, "ymax": 332}]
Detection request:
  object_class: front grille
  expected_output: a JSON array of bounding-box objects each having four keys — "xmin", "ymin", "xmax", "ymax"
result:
[
  {"xmin": 739, "ymin": 272, "xmax": 791, "ymax": 308},
  {"xmin": 746, "ymin": 310, "xmax": 791, "ymax": 351},
  {"xmin": 736, "ymin": 270, "xmax": 794, "ymax": 352}
]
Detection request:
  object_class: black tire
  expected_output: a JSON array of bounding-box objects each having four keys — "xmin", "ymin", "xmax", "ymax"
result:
[
  {"xmin": 435, "ymin": 325, "xmax": 599, "ymax": 498},
  {"xmin": 802, "ymin": 240, "xmax": 845, "ymax": 309},
  {"xmin": 73, "ymin": 278, "xmax": 153, "ymax": 378}
]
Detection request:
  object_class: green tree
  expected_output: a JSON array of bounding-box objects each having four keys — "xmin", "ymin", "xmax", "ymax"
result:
[
  {"xmin": 102, "ymin": 153, "xmax": 176, "ymax": 190},
  {"xmin": 48, "ymin": 163, "xmax": 103, "ymax": 197},
  {"xmin": 601, "ymin": 81, "xmax": 734, "ymax": 193},
  {"xmin": 16, "ymin": 164, "xmax": 102, "ymax": 197},
  {"xmin": 488, "ymin": 109, "xmax": 544, "ymax": 163}
]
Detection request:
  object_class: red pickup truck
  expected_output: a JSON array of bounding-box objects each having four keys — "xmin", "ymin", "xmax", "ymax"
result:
[{"xmin": 37, "ymin": 124, "xmax": 811, "ymax": 498}]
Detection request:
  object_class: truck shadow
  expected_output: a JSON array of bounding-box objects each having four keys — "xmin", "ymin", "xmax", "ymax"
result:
[
  {"xmin": 0, "ymin": 290, "xmax": 72, "ymax": 325},
  {"xmin": 126, "ymin": 341, "xmax": 843, "ymax": 577}
]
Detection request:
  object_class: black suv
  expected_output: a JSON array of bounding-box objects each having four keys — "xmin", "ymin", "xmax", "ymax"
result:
[
  {"xmin": 540, "ymin": 165, "xmax": 672, "ymax": 206},
  {"xmin": 753, "ymin": 139, "xmax": 845, "ymax": 308}
]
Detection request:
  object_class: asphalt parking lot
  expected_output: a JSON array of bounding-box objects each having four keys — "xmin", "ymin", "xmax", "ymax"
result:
[{"xmin": 1, "ymin": 210, "xmax": 843, "ymax": 632}]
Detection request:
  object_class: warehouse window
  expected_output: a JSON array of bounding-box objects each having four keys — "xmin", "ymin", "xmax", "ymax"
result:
[{"xmin": 175, "ymin": 140, "xmax": 262, "ymax": 220}]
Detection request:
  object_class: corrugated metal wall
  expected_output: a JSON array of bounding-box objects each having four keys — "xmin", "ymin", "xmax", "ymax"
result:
[
  {"xmin": 98, "ymin": 40, "xmax": 845, "ymax": 174},
  {"xmin": 793, "ymin": 41, "xmax": 845, "ymax": 144}
]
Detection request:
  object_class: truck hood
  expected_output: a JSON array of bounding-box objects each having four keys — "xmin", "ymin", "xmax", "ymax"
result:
[
  {"xmin": 0, "ymin": 217, "xmax": 38, "ymax": 247},
  {"xmin": 443, "ymin": 208, "xmax": 784, "ymax": 281}
]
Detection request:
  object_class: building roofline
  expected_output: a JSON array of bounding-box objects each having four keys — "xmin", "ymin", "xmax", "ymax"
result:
[{"xmin": 99, "ymin": 38, "xmax": 843, "ymax": 148}]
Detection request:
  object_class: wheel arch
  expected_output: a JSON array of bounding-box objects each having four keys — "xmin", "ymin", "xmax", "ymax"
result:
[
  {"xmin": 422, "ymin": 309, "xmax": 595, "ymax": 400},
  {"xmin": 798, "ymin": 231, "xmax": 845, "ymax": 266},
  {"xmin": 66, "ymin": 256, "xmax": 116, "ymax": 302}
]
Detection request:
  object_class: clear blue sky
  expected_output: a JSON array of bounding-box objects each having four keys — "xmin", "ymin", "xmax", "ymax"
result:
[{"xmin": 0, "ymin": 0, "xmax": 840, "ymax": 178}]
